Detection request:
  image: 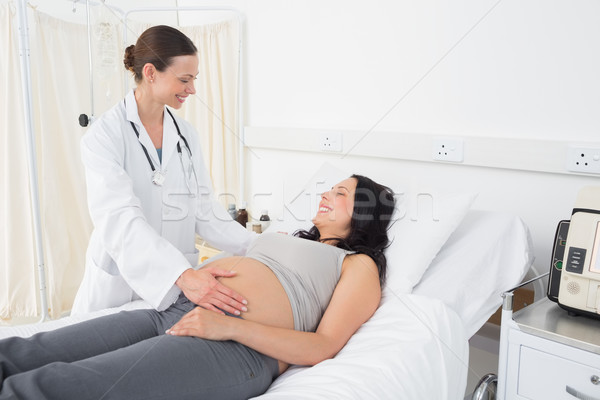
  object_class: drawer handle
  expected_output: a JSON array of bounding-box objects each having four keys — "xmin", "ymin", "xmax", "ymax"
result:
[
  {"xmin": 592, "ymin": 376, "xmax": 600, "ymax": 385},
  {"xmin": 566, "ymin": 385, "xmax": 600, "ymax": 400}
]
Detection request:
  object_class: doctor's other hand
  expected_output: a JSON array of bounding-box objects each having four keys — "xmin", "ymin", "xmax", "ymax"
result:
[{"xmin": 176, "ymin": 268, "xmax": 248, "ymax": 316}]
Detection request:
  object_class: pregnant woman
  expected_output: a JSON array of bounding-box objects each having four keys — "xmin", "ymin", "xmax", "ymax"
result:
[{"xmin": 0, "ymin": 174, "xmax": 395, "ymax": 400}]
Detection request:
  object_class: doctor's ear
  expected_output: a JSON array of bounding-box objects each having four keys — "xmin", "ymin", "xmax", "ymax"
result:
[{"xmin": 142, "ymin": 63, "xmax": 157, "ymax": 83}]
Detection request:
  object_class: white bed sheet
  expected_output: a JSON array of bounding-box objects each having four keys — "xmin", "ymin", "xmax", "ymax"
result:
[
  {"xmin": 254, "ymin": 293, "xmax": 468, "ymax": 400},
  {"xmin": 0, "ymin": 209, "xmax": 533, "ymax": 400}
]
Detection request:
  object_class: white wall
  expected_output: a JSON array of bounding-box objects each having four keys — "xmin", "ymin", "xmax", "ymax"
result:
[
  {"xmin": 241, "ymin": 0, "xmax": 600, "ymax": 280},
  {"xmin": 244, "ymin": 0, "xmax": 600, "ymax": 138}
]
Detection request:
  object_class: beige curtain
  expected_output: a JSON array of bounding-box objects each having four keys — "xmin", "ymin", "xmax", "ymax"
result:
[
  {"xmin": 1, "ymin": 4, "xmax": 240, "ymax": 320},
  {"xmin": 180, "ymin": 21, "xmax": 241, "ymax": 207},
  {"xmin": 0, "ymin": 2, "xmax": 38, "ymax": 320},
  {"xmin": 29, "ymin": 11, "xmax": 99, "ymax": 319},
  {"xmin": 0, "ymin": 5, "xmax": 95, "ymax": 320}
]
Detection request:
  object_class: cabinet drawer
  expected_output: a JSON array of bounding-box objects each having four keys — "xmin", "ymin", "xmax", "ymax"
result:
[{"xmin": 518, "ymin": 345, "xmax": 600, "ymax": 399}]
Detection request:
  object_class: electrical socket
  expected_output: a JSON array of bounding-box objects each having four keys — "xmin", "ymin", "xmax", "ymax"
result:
[
  {"xmin": 319, "ymin": 132, "xmax": 342, "ymax": 152},
  {"xmin": 432, "ymin": 137, "xmax": 464, "ymax": 163},
  {"xmin": 566, "ymin": 146, "xmax": 600, "ymax": 174}
]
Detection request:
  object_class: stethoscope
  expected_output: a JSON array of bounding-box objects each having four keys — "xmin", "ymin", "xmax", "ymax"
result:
[{"xmin": 126, "ymin": 100, "xmax": 199, "ymax": 196}]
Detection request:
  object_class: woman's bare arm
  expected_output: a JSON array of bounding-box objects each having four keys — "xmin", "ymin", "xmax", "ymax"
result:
[{"xmin": 167, "ymin": 253, "xmax": 381, "ymax": 366}]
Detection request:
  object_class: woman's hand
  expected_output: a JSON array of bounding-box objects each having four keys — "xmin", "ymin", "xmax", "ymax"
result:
[
  {"xmin": 166, "ymin": 306, "xmax": 234, "ymax": 340},
  {"xmin": 176, "ymin": 267, "xmax": 248, "ymax": 315}
]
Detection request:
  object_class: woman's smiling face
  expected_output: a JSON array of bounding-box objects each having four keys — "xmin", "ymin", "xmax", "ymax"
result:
[{"xmin": 312, "ymin": 177, "xmax": 357, "ymax": 239}]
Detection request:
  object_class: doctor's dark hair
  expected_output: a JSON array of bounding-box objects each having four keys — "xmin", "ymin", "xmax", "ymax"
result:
[
  {"xmin": 295, "ymin": 175, "xmax": 395, "ymax": 286},
  {"xmin": 123, "ymin": 25, "xmax": 198, "ymax": 83}
]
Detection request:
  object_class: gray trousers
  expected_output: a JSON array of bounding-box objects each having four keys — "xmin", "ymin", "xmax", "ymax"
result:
[{"xmin": 0, "ymin": 295, "xmax": 278, "ymax": 400}]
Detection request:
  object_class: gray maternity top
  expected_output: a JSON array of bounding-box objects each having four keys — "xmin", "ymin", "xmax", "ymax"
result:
[{"xmin": 245, "ymin": 232, "xmax": 350, "ymax": 332}]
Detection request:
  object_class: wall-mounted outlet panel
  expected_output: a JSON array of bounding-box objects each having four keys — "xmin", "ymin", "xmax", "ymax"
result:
[
  {"xmin": 432, "ymin": 137, "xmax": 464, "ymax": 163},
  {"xmin": 567, "ymin": 146, "xmax": 600, "ymax": 174},
  {"xmin": 319, "ymin": 132, "xmax": 342, "ymax": 152}
]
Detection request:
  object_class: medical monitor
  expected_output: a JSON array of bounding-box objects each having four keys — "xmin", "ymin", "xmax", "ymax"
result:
[{"xmin": 558, "ymin": 186, "xmax": 600, "ymax": 318}]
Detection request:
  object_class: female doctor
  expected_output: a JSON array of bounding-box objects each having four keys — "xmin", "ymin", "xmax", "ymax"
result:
[{"xmin": 72, "ymin": 25, "xmax": 255, "ymax": 316}]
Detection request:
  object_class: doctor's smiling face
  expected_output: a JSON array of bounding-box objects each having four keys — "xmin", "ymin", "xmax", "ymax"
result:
[
  {"xmin": 124, "ymin": 25, "xmax": 199, "ymax": 110},
  {"xmin": 152, "ymin": 55, "xmax": 199, "ymax": 110}
]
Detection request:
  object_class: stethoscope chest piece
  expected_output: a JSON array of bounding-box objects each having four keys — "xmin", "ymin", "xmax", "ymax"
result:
[
  {"xmin": 152, "ymin": 170, "xmax": 166, "ymax": 186},
  {"xmin": 126, "ymin": 100, "xmax": 196, "ymax": 193}
]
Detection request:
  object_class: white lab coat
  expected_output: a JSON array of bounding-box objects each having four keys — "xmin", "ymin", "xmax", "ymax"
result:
[{"xmin": 72, "ymin": 90, "xmax": 254, "ymax": 315}]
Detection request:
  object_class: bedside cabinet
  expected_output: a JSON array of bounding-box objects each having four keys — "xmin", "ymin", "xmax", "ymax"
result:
[{"xmin": 497, "ymin": 296, "xmax": 600, "ymax": 399}]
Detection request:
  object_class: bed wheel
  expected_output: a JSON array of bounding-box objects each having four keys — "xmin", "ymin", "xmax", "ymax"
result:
[{"xmin": 471, "ymin": 373, "xmax": 497, "ymax": 400}]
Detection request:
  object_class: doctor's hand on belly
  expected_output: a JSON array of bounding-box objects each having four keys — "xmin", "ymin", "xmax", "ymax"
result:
[{"xmin": 176, "ymin": 268, "xmax": 248, "ymax": 316}]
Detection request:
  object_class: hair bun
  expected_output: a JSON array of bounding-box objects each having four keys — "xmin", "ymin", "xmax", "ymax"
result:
[{"xmin": 123, "ymin": 44, "xmax": 136, "ymax": 72}]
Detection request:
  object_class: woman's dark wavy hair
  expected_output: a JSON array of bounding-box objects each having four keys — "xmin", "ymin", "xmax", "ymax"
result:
[{"xmin": 295, "ymin": 174, "xmax": 395, "ymax": 286}]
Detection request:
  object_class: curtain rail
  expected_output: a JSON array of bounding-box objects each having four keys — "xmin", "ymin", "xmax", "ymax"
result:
[{"xmin": 17, "ymin": 0, "xmax": 49, "ymax": 322}]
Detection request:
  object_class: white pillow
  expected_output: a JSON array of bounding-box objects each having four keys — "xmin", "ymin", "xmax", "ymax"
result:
[
  {"xmin": 383, "ymin": 190, "xmax": 477, "ymax": 296},
  {"xmin": 413, "ymin": 209, "xmax": 534, "ymax": 337}
]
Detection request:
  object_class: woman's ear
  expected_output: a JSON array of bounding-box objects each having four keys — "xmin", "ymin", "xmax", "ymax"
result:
[{"xmin": 142, "ymin": 63, "xmax": 156, "ymax": 83}]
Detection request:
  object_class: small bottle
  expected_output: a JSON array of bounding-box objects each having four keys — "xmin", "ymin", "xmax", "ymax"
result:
[
  {"xmin": 236, "ymin": 202, "xmax": 248, "ymax": 227},
  {"xmin": 227, "ymin": 203, "xmax": 237, "ymax": 221},
  {"xmin": 259, "ymin": 209, "xmax": 270, "ymax": 231},
  {"xmin": 259, "ymin": 210, "xmax": 270, "ymax": 222}
]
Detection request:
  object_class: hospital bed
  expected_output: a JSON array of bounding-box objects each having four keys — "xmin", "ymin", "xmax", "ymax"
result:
[
  {"xmin": 256, "ymin": 207, "xmax": 533, "ymax": 399},
  {"xmin": 0, "ymin": 179, "xmax": 533, "ymax": 399}
]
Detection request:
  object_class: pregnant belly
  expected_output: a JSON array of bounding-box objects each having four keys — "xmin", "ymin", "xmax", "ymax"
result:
[
  {"xmin": 210, "ymin": 256, "xmax": 294, "ymax": 330},
  {"xmin": 210, "ymin": 256, "xmax": 294, "ymax": 374}
]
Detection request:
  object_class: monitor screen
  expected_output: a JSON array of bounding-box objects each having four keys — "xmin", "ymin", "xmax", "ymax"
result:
[{"xmin": 589, "ymin": 222, "xmax": 600, "ymax": 273}]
